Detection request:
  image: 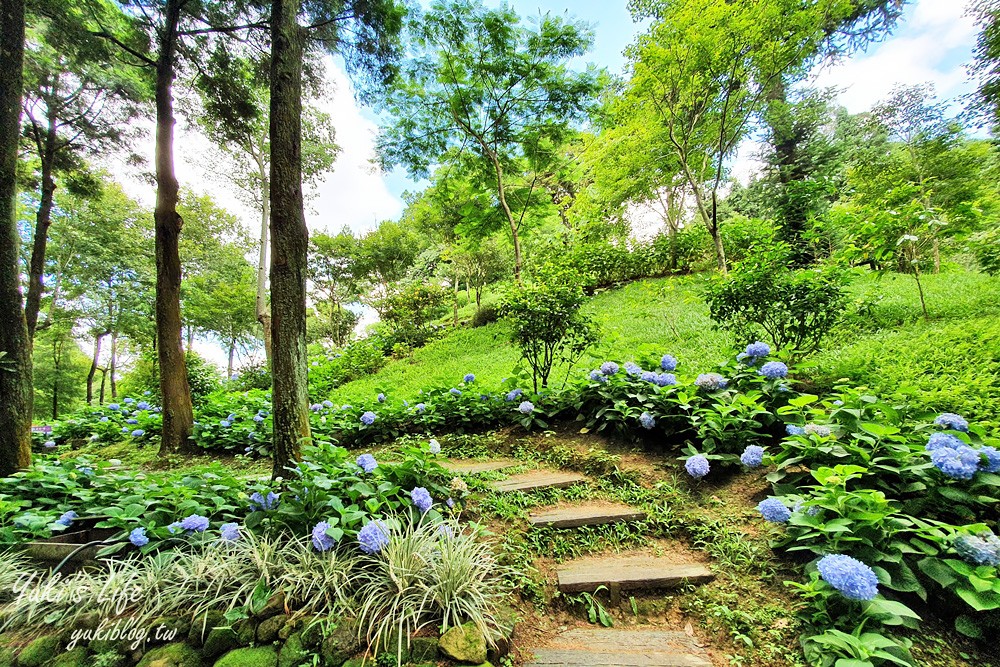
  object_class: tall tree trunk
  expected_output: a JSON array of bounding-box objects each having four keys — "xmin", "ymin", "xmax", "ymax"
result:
[
  {"xmin": 491, "ymin": 157, "xmax": 522, "ymax": 283},
  {"xmin": 255, "ymin": 151, "xmax": 273, "ymax": 364},
  {"xmin": 99, "ymin": 368, "xmax": 107, "ymax": 404},
  {"xmin": 269, "ymin": 0, "xmax": 311, "ymax": 480},
  {"xmin": 110, "ymin": 331, "xmax": 118, "ymax": 399},
  {"xmin": 51, "ymin": 336, "xmax": 60, "ymax": 420},
  {"xmin": 0, "ymin": 0, "xmax": 32, "ymax": 477},
  {"xmin": 154, "ymin": 0, "xmax": 195, "ymax": 455},
  {"xmin": 186, "ymin": 324, "xmax": 193, "ymax": 352},
  {"xmin": 227, "ymin": 338, "xmax": 235, "ymax": 379},
  {"xmin": 86, "ymin": 332, "xmax": 104, "ymax": 405},
  {"xmin": 25, "ymin": 114, "xmax": 57, "ymax": 339}
]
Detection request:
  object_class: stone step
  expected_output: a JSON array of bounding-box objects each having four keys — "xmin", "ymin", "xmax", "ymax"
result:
[
  {"xmin": 526, "ymin": 628, "xmax": 711, "ymax": 667},
  {"xmin": 490, "ymin": 470, "xmax": 587, "ymax": 493},
  {"xmin": 529, "ymin": 502, "xmax": 646, "ymax": 529},
  {"xmin": 557, "ymin": 555, "xmax": 714, "ymax": 594},
  {"xmin": 442, "ymin": 458, "xmax": 519, "ymax": 475}
]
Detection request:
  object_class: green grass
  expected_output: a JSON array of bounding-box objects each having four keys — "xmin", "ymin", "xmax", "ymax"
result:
[{"xmin": 329, "ymin": 267, "xmax": 1000, "ymax": 426}]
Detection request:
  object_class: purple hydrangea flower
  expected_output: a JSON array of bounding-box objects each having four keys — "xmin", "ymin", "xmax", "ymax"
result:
[
  {"xmin": 625, "ymin": 362, "xmax": 642, "ymax": 377},
  {"xmin": 758, "ymin": 361, "xmax": 788, "ymax": 380},
  {"xmin": 757, "ymin": 498, "xmax": 790, "ymax": 523},
  {"xmin": 136, "ymin": 401, "xmax": 151, "ymax": 411},
  {"xmin": 505, "ymin": 388, "xmax": 523, "ymax": 402},
  {"xmin": 55, "ymin": 511, "xmax": 78, "ymax": 527},
  {"xmin": 322, "ymin": 400, "xmax": 334, "ymax": 408},
  {"xmin": 685, "ymin": 455, "xmax": 710, "ymax": 479},
  {"xmin": 816, "ymin": 554, "xmax": 879, "ymax": 601},
  {"xmin": 934, "ymin": 413, "xmax": 969, "ymax": 432},
  {"xmin": 415, "ymin": 403, "xmax": 426, "ymax": 413},
  {"xmin": 358, "ymin": 520, "xmax": 390, "ymax": 554},
  {"xmin": 518, "ymin": 401, "xmax": 534, "ymax": 414},
  {"xmin": 100, "ymin": 417, "xmax": 109, "ymax": 423},
  {"xmin": 660, "ymin": 355, "xmax": 678, "ymax": 372},
  {"xmin": 108, "ymin": 404, "xmax": 120, "ymax": 411},
  {"xmin": 640, "ymin": 370, "xmax": 658, "ymax": 383},
  {"xmin": 179, "ymin": 514, "xmax": 210, "ymax": 532},
  {"xmin": 43, "ymin": 440, "xmax": 56, "ymax": 448},
  {"xmin": 220, "ymin": 420, "xmax": 231, "ymax": 428},
  {"xmin": 253, "ymin": 414, "xmax": 265, "ymax": 423},
  {"xmin": 249, "ymin": 491, "xmax": 280, "ymax": 511},
  {"xmin": 126, "ymin": 418, "xmax": 138, "ymax": 425},
  {"xmin": 600, "ymin": 362, "xmax": 619, "ymax": 376},
  {"xmin": 129, "ymin": 527, "xmax": 149, "ymax": 547},
  {"xmin": 311, "ymin": 521, "xmax": 337, "ymax": 551},
  {"xmin": 220, "ymin": 522, "xmax": 240, "ymax": 542},
  {"xmin": 740, "ymin": 445, "xmax": 765, "ymax": 468},
  {"xmin": 377, "ymin": 393, "xmax": 386, "ymax": 403},
  {"xmin": 356, "ymin": 454, "xmax": 378, "ymax": 473},
  {"xmin": 744, "ymin": 341, "xmax": 771, "ymax": 359},
  {"xmin": 360, "ymin": 411, "xmax": 377, "ymax": 426},
  {"xmin": 410, "ymin": 487, "xmax": 433, "ymax": 514},
  {"xmin": 450, "ymin": 388, "xmax": 462, "ymax": 396},
  {"xmin": 464, "ymin": 373, "xmax": 475, "ymax": 383},
  {"xmin": 310, "ymin": 403, "xmax": 322, "ymax": 412},
  {"xmin": 589, "ymin": 370, "xmax": 607, "ymax": 383},
  {"xmin": 655, "ymin": 373, "xmax": 676, "ymax": 387},
  {"xmin": 639, "ymin": 412, "xmax": 655, "ymax": 430},
  {"xmin": 926, "ymin": 432, "xmax": 964, "ymax": 452}
]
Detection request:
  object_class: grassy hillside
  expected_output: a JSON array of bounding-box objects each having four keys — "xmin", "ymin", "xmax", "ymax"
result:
[{"xmin": 330, "ymin": 268, "xmax": 1000, "ymax": 425}]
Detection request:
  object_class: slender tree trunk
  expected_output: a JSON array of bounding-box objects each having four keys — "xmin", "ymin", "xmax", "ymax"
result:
[
  {"xmin": 51, "ymin": 336, "xmax": 60, "ymax": 420},
  {"xmin": 86, "ymin": 332, "xmax": 104, "ymax": 405},
  {"xmin": 710, "ymin": 190, "xmax": 728, "ymax": 274},
  {"xmin": 99, "ymin": 369, "xmax": 106, "ymax": 405},
  {"xmin": 488, "ymin": 154, "xmax": 522, "ymax": 282},
  {"xmin": 110, "ymin": 332, "xmax": 118, "ymax": 399},
  {"xmin": 154, "ymin": 0, "xmax": 195, "ymax": 455},
  {"xmin": 227, "ymin": 338, "xmax": 235, "ymax": 379},
  {"xmin": 0, "ymin": 0, "xmax": 32, "ymax": 476},
  {"xmin": 453, "ymin": 275, "xmax": 458, "ymax": 327},
  {"xmin": 255, "ymin": 151, "xmax": 273, "ymax": 364},
  {"xmin": 186, "ymin": 324, "xmax": 193, "ymax": 353},
  {"xmin": 25, "ymin": 115, "xmax": 57, "ymax": 339},
  {"xmin": 269, "ymin": 0, "xmax": 311, "ymax": 480}
]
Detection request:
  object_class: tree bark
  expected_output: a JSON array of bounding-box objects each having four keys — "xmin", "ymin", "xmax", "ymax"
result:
[
  {"xmin": 51, "ymin": 335, "xmax": 60, "ymax": 420},
  {"xmin": 488, "ymin": 153, "xmax": 522, "ymax": 282},
  {"xmin": 25, "ymin": 112, "xmax": 58, "ymax": 339},
  {"xmin": 227, "ymin": 338, "xmax": 235, "ymax": 379},
  {"xmin": 110, "ymin": 331, "xmax": 118, "ymax": 399},
  {"xmin": 0, "ymin": 0, "xmax": 32, "ymax": 476},
  {"xmin": 154, "ymin": 0, "xmax": 195, "ymax": 455},
  {"xmin": 86, "ymin": 332, "xmax": 105, "ymax": 405},
  {"xmin": 269, "ymin": 0, "xmax": 311, "ymax": 480},
  {"xmin": 255, "ymin": 150, "xmax": 273, "ymax": 364}
]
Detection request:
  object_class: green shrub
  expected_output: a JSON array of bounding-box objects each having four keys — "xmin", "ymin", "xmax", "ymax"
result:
[
  {"xmin": 969, "ymin": 226, "xmax": 1000, "ymax": 275},
  {"xmin": 376, "ymin": 281, "xmax": 450, "ymax": 349},
  {"xmin": 501, "ymin": 266, "xmax": 599, "ymax": 391},
  {"xmin": 469, "ymin": 304, "xmax": 500, "ymax": 328},
  {"xmin": 705, "ymin": 245, "xmax": 849, "ymax": 358},
  {"xmin": 719, "ymin": 214, "xmax": 777, "ymax": 265},
  {"xmin": 120, "ymin": 350, "xmax": 222, "ymax": 401}
]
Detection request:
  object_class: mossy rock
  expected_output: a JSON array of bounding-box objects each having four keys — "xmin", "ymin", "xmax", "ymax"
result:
[
  {"xmin": 16, "ymin": 635, "xmax": 62, "ymax": 667},
  {"xmin": 213, "ymin": 646, "xmax": 277, "ymax": 667},
  {"xmin": 408, "ymin": 637, "xmax": 438, "ymax": 662},
  {"xmin": 0, "ymin": 647, "xmax": 13, "ymax": 667},
  {"xmin": 188, "ymin": 612, "xmax": 226, "ymax": 646},
  {"xmin": 49, "ymin": 647, "xmax": 90, "ymax": 667},
  {"xmin": 201, "ymin": 628, "xmax": 239, "ymax": 661},
  {"xmin": 87, "ymin": 651, "xmax": 126, "ymax": 667},
  {"xmin": 276, "ymin": 633, "xmax": 309, "ymax": 667},
  {"xmin": 255, "ymin": 615, "xmax": 287, "ymax": 644},
  {"xmin": 338, "ymin": 660, "xmax": 365, "ymax": 667},
  {"xmin": 277, "ymin": 615, "xmax": 313, "ymax": 643},
  {"xmin": 232, "ymin": 620, "xmax": 258, "ymax": 647},
  {"xmin": 298, "ymin": 619, "xmax": 326, "ymax": 650},
  {"xmin": 438, "ymin": 623, "xmax": 487, "ymax": 664},
  {"xmin": 319, "ymin": 621, "xmax": 358, "ymax": 667},
  {"xmin": 135, "ymin": 643, "xmax": 203, "ymax": 667},
  {"xmin": 256, "ymin": 594, "xmax": 286, "ymax": 621},
  {"xmin": 149, "ymin": 618, "xmax": 191, "ymax": 645}
]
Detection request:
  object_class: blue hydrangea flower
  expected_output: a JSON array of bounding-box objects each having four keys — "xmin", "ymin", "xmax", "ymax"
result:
[
  {"xmin": 78, "ymin": 467, "xmax": 93, "ymax": 476},
  {"xmin": 661, "ymin": 354, "xmax": 678, "ymax": 372},
  {"xmin": 377, "ymin": 393, "xmax": 386, "ymax": 403},
  {"xmin": 253, "ymin": 414, "xmax": 264, "ymax": 423},
  {"xmin": 56, "ymin": 511, "xmax": 78, "ymax": 527},
  {"xmin": 464, "ymin": 373, "xmax": 475, "ymax": 383},
  {"xmin": 757, "ymin": 498, "xmax": 790, "ymax": 523},
  {"xmin": 167, "ymin": 522, "xmax": 182, "ymax": 534},
  {"xmin": 450, "ymin": 388, "xmax": 462, "ymax": 397},
  {"xmin": 429, "ymin": 439, "xmax": 441, "ymax": 455},
  {"xmin": 639, "ymin": 412, "xmax": 655, "ymax": 430},
  {"xmin": 758, "ymin": 361, "xmax": 788, "ymax": 380},
  {"xmin": 44, "ymin": 440, "xmax": 56, "ymax": 448},
  {"xmin": 126, "ymin": 418, "xmax": 138, "ymax": 424},
  {"xmin": 220, "ymin": 420, "xmax": 231, "ymax": 428},
  {"xmin": 954, "ymin": 531, "xmax": 1000, "ymax": 566},
  {"xmin": 589, "ymin": 370, "xmax": 608, "ymax": 383},
  {"xmin": 310, "ymin": 404, "xmax": 322, "ymax": 412},
  {"xmin": 249, "ymin": 491, "xmax": 280, "ymax": 512},
  {"xmin": 121, "ymin": 409, "xmax": 130, "ymax": 416},
  {"xmin": 600, "ymin": 362, "xmax": 619, "ymax": 376},
  {"xmin": 804, "ymin": 424, "xmax": 831, "ymax": 438},
  {"xmin": 129, "ymin": 527, "xmax": 149, "ymax": 547},
  {"xmin": 311, "ymin": 521, "xmax": 336, "ymax": 551},
  {"xmin": 144, "ymin": 390, "xmax": 151, "ymax": 395},
  {"xmin": 786, "ymin": 424, "xmax": 805, "ymax": 436},
  {"xmin": 356, "ymin": 454, "xmax": 378, "ymax": 473},
  {"xmin": 655, "ymin": 373, "xmax": 676, "ymax": 387},
  {"xmin": 100, "ymin": 417, "xmax": 109, "ymax": 422},
  {"xmin": 360, "ymin": 411, "xmax": 377, "ymax": 426},
  {"xmin": 123, "ymin": 398, "xmax": 134, "ymax": 405},
  {"xmin": 446, "ymin": 498, "xmax": 455, "ymax": 509},
  {"xmin": 979, "ymin": 446, "xmax": 1000, "ymax": 473},
  {"xmin": 934, "ymin": 413, "xmax": 970, "ymax": 432},
  {"xmin": 137, "ymin": 401, "xmax": 150, "ymax": 411},
  {"xmin": 926, "ymin": 432, "xmax": 964, "ymax": 452},
  {"xmin": 518, "ymin": 401, "xmax": 534, "ymax": 414},
  {"xmin": 410, "ymin": 487, "xmax": 433, "ymax": 513},
  {"xmin": 640, "ymin": 371, "xmax": 658, "ymax": 383},
  {"xmin": 931, "ymin": 445, "xmax": 981, "ymax": 480},
  {"xmin": 358, "ymin": 520, "xmax": 390, "ymax": 554},
  {"xmin": 179, "ymin": 514, "xmax": 210, "ymax": 532},
  {"xmin": 341, "ymin": 405, "xmax": 352, "ymax": 411},
  {"xmin": 625, "ymin": 362, "xmax": 642, "ymax": 376},
  {"xmin": 793, "ymin": 500, "xmax": 821, "ymax": 517},
  {"xmin": 227, "ymin": 413, "xmax": 236, "ymax": 422},
  {"xmin": 816, "ymin": 554, "xmax": 879, "ymax": 601},
  {"xmin": 744, "ymin": 341, "xmax": 771, "ymax": 359},
  {"xmin": 415, "ymin": 403, "xmax": 426, "ymax": 413},
  {"xmin": 685, "ymin": 455, "xmax": 710, "ymax": 479},
  {"xmin": 694, "ymin": 373, "xmax": 727, "ymax": 391},
  {"xmin": 740, "ymin": 445, "xmax": 765, "ymax": 468},
  {"xmin": 219, "ymin": 522, "xmax": 240, "ymax": 542},
  {"xmin": 121, "ymin": 427, "xmax": 130, "ymax": 434},
  {"xmin": 322, "ymin": 400, "xmax": 334, "ymax": 408},
  {"xmin": 505, "ymin": 388, "xmax": 523, "ymax": 402},
  {"xmin": 108, "ymin": 404, "xmax": 120, "ymax": 411}
]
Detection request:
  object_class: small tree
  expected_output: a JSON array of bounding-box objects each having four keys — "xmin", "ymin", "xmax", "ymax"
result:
[
  {"xmin": 705, "ymin": 245, "xmax": 848, "ymax": 359},
  {"xmin": 501, "ymin": 266, "xmax": 598, "ymax": 392},
  {"xmin": 377, "ymin": 281, "xmax": 450, "ymax": 350}
]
